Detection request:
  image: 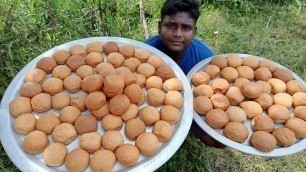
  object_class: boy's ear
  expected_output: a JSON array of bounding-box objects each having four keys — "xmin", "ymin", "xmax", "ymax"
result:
[{"xmin": 158, "ymin": 21, "xmax": 161, "ymax": 35}]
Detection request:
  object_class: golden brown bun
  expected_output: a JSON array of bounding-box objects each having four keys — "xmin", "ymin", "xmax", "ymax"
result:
[
  {"xmin": 203, "ymin": 65, "xmax": 220, "ymax": 78},
  {"xmin": 53, "ymin": 50, "xmax": 70, "ymax": 64},
  {"xmin": 79, "ymin": 132, "xmax": 102, "ymax": 153},
  {"xmin": 24, "ymin": 68, "xmax": 46, "ymax": 84},
  {"xmin": 225, "ymin": 86, "xmax": 245, "ymax": 105},
  {"xmin": 135, "ymin": 132, "xmax": 160, "ymax": 156},
  {"xmin": 211, "ymin": 78, "xmax": 229, "ymax": 94},
  {"xmin": 92, "ymin": 102, "xmax": 109, "ymax": 121},
  {"xmin": 90, "ymin": 150, "xmax": 116, "ymax": 172},
  {"xmin": 85, "ymin": 91, "xmax": 106, "ymax": 111},
  {"xmin": 59, "ymin": 106, "xmax": 81, "ymax": 124},
  {"xmin": 9, "ymin": 97, "xmax": 32, "ymax": 117},
  {"xmin": 14, "ymin": 113, "xmax": 37, "ymax": 135},
  {"xmin": 234, "ymin": 78, "xmax": 250, "ymax": 89},
  {"xmin": 36, "ymin": 113, "xmax": 60, "ymax": 135},
  {"xmin": 155, "ymin": 66, "xmax": 175, "ymax": 82},
  {"xmin": 160, "ymin": 105, "xmax": 181, "ymax": 124},
  {"xmin": 107, "ymin": 52, "xmax": 125, "ymax": 68},
  {"xmin": 103, "ymin": 74, "xmax": 124, "ymax": 93},
  {"xmin": 210, "ymin": 93, "xmax": 230, "ymax": 110},
  {"xmin": 36, "ymin": 57, "xmax": 57, "ymax": 74},
  {"xmin": 121, "ymin": 103, "xmax": 139, "ymax": 122},
  {"xmin": 23, "ymin": 130, "xmax": 49, "ymax": 154},
  {"xmin": 193, "ymin": 84, "xmax": 214, "ymax": 98},
  {"xmin": 193, "ymin": 96, "xmax": 213, "ymax": 115},
  {"xmin": 75, "ymin": 115, "xmax": 97, "ymax": 135},
  {"xmin": 70, "ymin": 92, "xmax": 88, "ymax": 111},
  {"xmin": 220, "ymin": 67, "xmax": 239, "ymax": 82},
  {"xmin": 96, "ymin": 62, "xmax": 116, "ymax": 77},
  {"xmin": 164, "ymin": 91, "xmax": 183, "ymax": 108},
  {"xmin": 273, "ymin": 68, "xmax": 293, "ymax": 83},
  {"xmin": 123, "ymin": 73, "xmax": 137, "ymax": 87},
  {"xmin": 102, "ymin": 130, "xmax": 124, "ymax": 152},
  {"xmin": 272, "ymin": 127, "xmax": 296, "ymax": 147},
  {"xmin": 242, "ymin": 56, "xmax": 259, "ymax": 70},
  {"xmin": 239, "ymin": 101, "xmax": 263, "ymax": 119},
  {"xmin": 81, "ymin": 73, "xmax": 104, "ymax": 93},
  {"xmin": 125, "ymin": 118, "xmax": 146, "ymax": 140},
  {"xmin": 254, "ymin": 93, "xmax": 273, "ymax": 110},
  {"xmin": 294, "ymin": 106, "xmax": 306, "ymax": 121},
  {"xmin": 147, "ymin": 55, "xmax": 166, "ymax": 68},
  {"xmin": 250, "ymin": 131, "xmax": 276, "ymax": 152},
  {"xmin": 31, "ymin": 93, "xmax": 51, "ymax": 112},
  {"xmin": 241, "ymin": 82, "xmax": 261, "ymax": 99},
  {"xmin": 137, "ymin": 63, "xmax": 156, "ymax": 78},
  {"xmin": 85, "ymin": 52, "xmax": 103, "ymax": 67},
  {"xmin": 147, "ymin": 88, "xmax": 166, "ymax": 107},
  {"xmin": 20, "ymin": 82, "xmax": 42, "ymax": 98},
  {"xmin": 273, "ymin": 93, "xmax": 293, "ymax": 109},
  {"xmin": 66, "ymin": 55, "xmax": 86, "ymax": 71},
  {"xmin": 52, "ymin": 92, "xmax": 71, "ymax": 110},
  {"xmin": 63, "ymin": 75, "xmax": 82, "ymax": 93},
  {"xmin": 42, "ymin": 77, "xmax": 63, "ymax": 95},
  {"xmin": 139, "ymin": 106, "xmax": 160, "ymax": 126},
  {"xmin": 254, "ymin": 67, "xmax": 272, "ymax": 81},
  {"xmin": 191, "ymin": 72, "xmax": 210, "ymax": 86},
  {"xmin": 52, "ymin": 65, "xmax": 72, "ymax": 80},
  {"xmin": 109, "ymin": 94, "xmax": 130, "ymax": 116},
  {"xmin": 119, "ymin": 44, "xmax": 135, "ymax": 58},
  {"xmin": 285, "ymin": 118, "xmax": 306, "ymax": 138},
  {"xmin": 210, "ymin": 56, "xmax": 227, "ymax": 69},
  {"xmin": 163, "ymin": 78, "xmax": 183, "ymax": 91},
  {"xmin": 86, "ymin": 41, "xmax": 103, "ymax": 53},
  {"xmin": 286, "ymin": 80, "xmax": 306, "ymax": 95},
  {"xmin": 116, "ymin": 66, "xmax": 132, "ymax": 77},
  {"xmin": 152, "ymin": 120, "xmax": 173, "ymax": 142},
  {"xmin": 252, "ymin": 115, "xmax": 275, "ymax": 133},
  {"xmin": 76, "ymin": 65, "xmax": 94, "ymax": 79},
  {"xmin": 135, "ymin": 74, "xmax": 146, "ymax": 88},
  {"xmin": 101, "ymin": 114, "xmax": 123, "ymax": 131},
  {"xmin": 226, "ymin": 54, "xmax": 242, "ymax": 68},
  {"xmin": 69, "ymin": 44, "xmax": 87, "ymax": 57},
  {"xmin": 65, "ymin": 148, "xmax": 90, "ymax": 172},
  {"xmin": 205, "ymin": 109, "xmax": 229, "ymax": 129},
  {"xmin": 122, "ymin": 57, "xmax": 141, "ymax": 72},
  {"xmin": 256, "ymin": 80, "xmax": 272, "ymax": 94},
  {"xmin": 52, "ymin": 123, "xmax": 77, "ymax": 145},
  {"xmin": 268, "ymin": 104, "xmax": 290, "ymax": 123},
  {"xmin": 226, "ymin": 106, "xmax": 247, "ymax": 123},
  {"xmin": 43, "ymin": 143, "xmax": 67, "ymax": 167},
  {"xmin": 134, "ymin": 48, "xmax": 151, "ymax": 62},
  {"xmin": 115, "ymin": 144, "xmax": 139, "ymax": 167},
  {"xmin": 103, "ymin": 41, "xmax": 119, "ymax": 55},
  {"xmin": 259, "ymin": 59, "xmax": 276, "ymax": 72},
  {"xmin": 236, "ymin": 66, "xmax": 254, "ymax": 80},
  {"xmin": 267, "ymin": 78, "xmax": 286, "ymax": 94},
  {"xmin": 146, "ymin": 76, "xmax": 163, "ymax": 90},
  {"xmin": 223, "ymin": 122, "xmax": 249, "ymax": 142},
  {"xmin": 293, "ymin": 92, "xmax": 306, "ymax": 107}
]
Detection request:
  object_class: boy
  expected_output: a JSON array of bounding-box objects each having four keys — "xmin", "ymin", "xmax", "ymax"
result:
[{"xmin": 145, "ymin": 0, "xmax": 225, "ymax": 148}]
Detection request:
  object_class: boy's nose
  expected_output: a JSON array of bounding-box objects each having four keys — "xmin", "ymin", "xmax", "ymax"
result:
[{"xmin": 174, "ymin": 28, "xmax": 183, "ymax": 37}]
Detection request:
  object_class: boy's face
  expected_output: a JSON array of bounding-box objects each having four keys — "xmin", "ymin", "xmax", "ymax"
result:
[{"xmin": 158, "ymin": 12, "xmax": 197, "ymax": 53}]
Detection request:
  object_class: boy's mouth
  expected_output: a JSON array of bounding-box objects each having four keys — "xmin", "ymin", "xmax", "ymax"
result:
[{"xmin": 170, "ymin": 41, "xmax": 184, "ymax": 46}]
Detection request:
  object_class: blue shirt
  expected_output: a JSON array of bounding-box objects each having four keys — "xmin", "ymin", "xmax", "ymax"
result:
[{"xmin": 144, "ymin": 35, "xmax": 214, "ymax": 74}]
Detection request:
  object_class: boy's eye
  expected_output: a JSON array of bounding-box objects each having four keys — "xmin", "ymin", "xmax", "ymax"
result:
[
  {"xmin": 166, "ymin": 24, "xmax": 175, "ymax": 29},
  {"xmin": 183, "ymin": 26, "xmax": 191, "ymax": 31}
]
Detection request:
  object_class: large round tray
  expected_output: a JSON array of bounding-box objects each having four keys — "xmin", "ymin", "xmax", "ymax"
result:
[
  {"xmin": 0, "ymin": 37, "xmax": 193, "ymax": 171},
  {"xmin": 187, "ymin": 54, "xmax": 306, "ymax": 157}
]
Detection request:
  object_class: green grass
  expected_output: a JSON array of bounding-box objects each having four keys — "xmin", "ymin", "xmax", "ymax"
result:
[{"xmin": 1, "ymin": 0, "xmax": 306, "ymax": 171}]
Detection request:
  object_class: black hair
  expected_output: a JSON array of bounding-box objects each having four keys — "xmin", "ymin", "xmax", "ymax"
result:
[{"xmin": 161, "ymin": 0, "xmax": 201, "ymax": 22}]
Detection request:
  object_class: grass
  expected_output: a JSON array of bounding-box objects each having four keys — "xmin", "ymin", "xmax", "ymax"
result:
[{"xmin": 1, "ymin": 0, "xmax": 306, "ymax": 171}]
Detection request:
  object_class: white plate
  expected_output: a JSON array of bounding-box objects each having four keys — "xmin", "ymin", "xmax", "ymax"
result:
[
  {"xmin": 0, "ymin": 37, "xmax": 193, "ymax": 171},
  {"xmin": 187, "ymin": 53, "xmax": 306, "ymax": 157}
]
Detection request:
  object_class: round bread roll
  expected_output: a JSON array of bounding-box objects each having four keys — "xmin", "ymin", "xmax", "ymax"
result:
[
  {"xmin": 193, "ymin": 84, "xmax": 214, "ymax": 97},
  {"xmin": 66, "ymin": 55, "xmax": 86, "ymax": 71},
  {"xmin": 239, "ymin": 101, "xmax": 263, "ymax": 119},
  {"xmin": 234, "ymin": 78, "xmax": 250, "ymax": 89},
  {"xmin": 241, "ymin": 82, "xmax": 261, "ymax": 99},
  {"xmin": 152, "ymin": 120, "xmax": 173, "ymax": 142},
  {"xmin": 225, "ymin": 86, "xmax": 245, "ymax": 105},
  {"xmin": 23, "ymin": 130, "xmax": 49, "ymax": 154},
  {"xmin": 254, "ymin": 93, "xmax": 273, "ymax": 110},
  {"xmin": 76, "ymin": 65, "xmax": 94, "ymax": 79},
  {"xmin": 103, "ymin": 88, "xmax": 123, "ymax": 98},
  {"xmin": 90, "ymin": 150, "xmax": 116, "ymax": 172},
  {"xmin": 52, "ymin": 92, "xmax": 70, "ymax": 110},
  {"xmin": 136, "ymin": 132, "xmax": 160, "ymax": 156},
  {"xmin": 109, "ymin": 94, "xmax": 130, "ymax": 116},
  {"xmin": 273, "ymin": 68, "xmax": 293, "ymax": 83},
  {"xmin": 107, "ymin": 52, "xmax": 125, "ymax": 68},
  {"xmin": 254, "ymin": 67, "xmax": 272, "ymax": 81},
  {"xmin": 20, "ymin": 82, "xmax": 43, "ymax": 98},
  {"xmin": 24, "ymin": 68, "xmax": 46, "ymax": 84},
  {"xmin": 9, "ymin": 97, "xmax": 32, "ymax": 117},
  {"xmin": 36, "ymin": 113, "xmax": 60, "ymax": 135},
  {"xmin": 65, "ymin": 148, "xmax": 90, "ymax": 172},
  {"xmin": 115, "ymin": 144, "xmax": 139, "ymax": 167},
  {"xmin": 59, "ymin": 106, "xmax": 81, "ymax": 124},
  {"xmin": 75, "ymin": 115, "xmax": 97, "ymax": 134},
  {"xmin": 42, "ymin": 77, "xmax": 63, "ymax": 95},
  {"xmin": 43, "ymin": 143, "xmax": 67, "ymax": 167},
  {"xmin": 242, "ymin": 56, "xmax": 259, "ymax": 70},
  {"xmin": 191, "ymin": 71, "xmax": 210, "ymax": 86},
  {"xmin": 203, "ymin": 65, "xmax": 220, "ymax": 78},
  {"xmin": 147, "ymin": 88, "xmax": 166, "ymax": 107},
  {"xmin": 155, "ymin": 66, "xmax": 175, "ymax": 82},
  {"xmin": 86, "ymin": 41, "xmax": 103, "ymax": 53},
  {"xmin": 70, "ymin": 92, "xmax": 88, "ymax": 111},
  {"xmin": 69, "ymin": 44, "xmax": 87, "ymax": 57},
  {"xmin": 123, "ymin": 84, "xmax": 146, "ymax": 105},
  {"xmin": 147, "ymin": 55, "xmax": 166, "ymax": 68},
  {"xmin": 122, "ymin": 57, "xmax": 141, "ymax": 72},
  {"xmin": 160, "ymin": 105, "xmax": 181, "ymax": 124},
  {"xmin": 125, "ymin": 118, "xmax": 146, "ymax": 140},
  {"xmin": 210, "ymin": 93, "xmax": 230, "ymax": 111},
  {"xmin": 293, "ymin": 92, "xmax": 306, "ymax": 107},
  {"xmin": 92, "ymin": 102, "xmax": 109, "ymax": 121},
  {"xmin": 102, "ymin": 114, "xmax": 123, "ymax": 131},
  {"xmin": 256, "ymin": 80, "xmax": 272, "ymax": 94},
  {"xmin": 226, "ymin": 106, "xmax": 247, "ymax": 123},
  {"xmin": 53, "ymin": 50, "xmax": 70, "ymax": 64},
  {"xmin": 134, "ymin": 48, "xmax": 151, "ymax": 62},
  {"xmin": 103, "ymin": 41, "xmax": 119, "ymax": 55},
  {"xmin": 252, "ymin": 115, "xmax": 275, "ymax": 133},
  {"xmin": 294, "ymin": 106, "xmax": 306, "ymax": 121},
  {"xmin": 272, "ymin": 127, "xmax": 296, "ymax": 147},
  {"xmin": 52, "ymin": 65, "xmax": 72, "ymax": 80},
  {"xmin": 226, "ymin": 54, "xmax": 242, "ymax": 67},
  {"xmin": 223, "ymin": 122, "xmax": 249, "ymax": 142},
  {"xmin": 124, "ymin": 73, "xmax": 137, "ymax": 87},
  {"xmin": 14, "ymin": 113, "xmax": 37, "ymax": 135},
  {"xmin": 267, "ymin": 78, "xmax": 286, "ymax": 94},
  {"xmin": 63, "ymin": 75, "xmax": 82, "ymax": 93},
  {"xmin": 121, "ymin": 104, "xmax": 139, "ymax": 122},
  {"xmin": 164, "ymin": 91, "xmax": 183, "ymax": 108},
  {"xmin": 259, "ymin": 59, "xmax": 276, "ymax": 72},
  {"xmin": 52, "ymin": 123, "xmax": 77, "ymax": 145},
  {"xmin": 135, "ymin": 74, "xmax": 146, "ymax": 88},
  {"xmin": 205, "ymin": 109, "xmax": 229, "ymax": 129},
  {"xmin": 210, "ymin": 56, "xmax": 227, "ymax": 69},
  {"xmin": 36, "ymin": 57, "xmax": 57, "ymax": 74},
  {"xmin": 220, "ymin": 67, "xmax": 239, "ymax": 82},
  {"xmin": 146, "ymin": 76, "xmax": 163, "ymax": 90},
  {"xmin": 81, "ymin": 74, "xmax": 104, "ymax": 93},
  {"xmin": 139, "ymin": 106, "xmax": 160, "ymax": 126},
  {"xmin": 250, "ymin": 131, "xmax": 276, "ymax": 152},
  {"xmin": 79, "ymin": 132, "xmax": 102, "ymax": 153},
  {"xmin": 273, "ymin": 93, "xmax": 293, "ymax": 109},
  {"xmin": 116, "ymin": 66, "xmax": 133, "ymax": 76},
  {"xmin": 236, "ymin": 66, "xmax": 254, "ymax": 80},
  {"xmin": 285, "ymin": 118, "xmax": 306, "ymax": 138},
  {"xmin": 194, "ymin": 96, "xmax": 213, "ymax": 115},
  {"xmin": 96, "ymin": 62, "xmax": 116, "ymax": 77},
  {"xmin": 211, "ymin": 78, "xmax": 229, "ymax": 94},
  {"xmin": 31, "ymin": 93, "xmax": 51, "ymax": 112},
  {"xmin": 137, "ymin": 63, "xmax": 156, "ymax": 78},
  {"xmin": 102, "ymin": 130, "xmax": 124, "ymax": 152},
  {"xmin": 85, "ymin": 52, "xmax": 103, "ymax": 67},
  {"xmin": 119, "ymin": 44, "xmax": 135, "ymax": 58},
  {"xmin": 85, "ymin": 91, "xmax": 106, "ymax": 111},
  {"xmin": 267, "ymin": 104, "xmax": 290, "ymax": 123},
  {"xmin": 104, "ymin": 74, "xmax": 125, "ymax": 93},
  {"xmin": 286, "ymin": 80, "xmax": 306, "ymax": 95}
]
